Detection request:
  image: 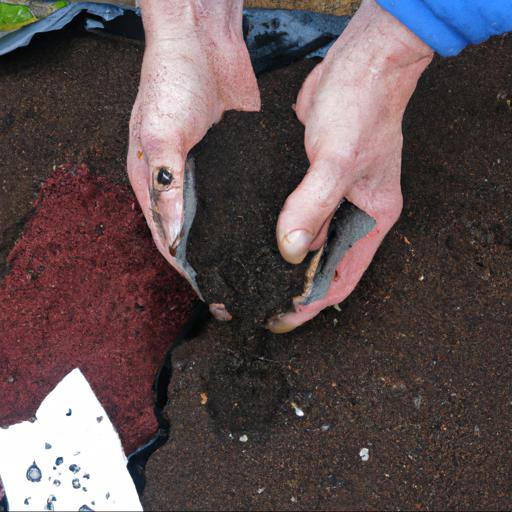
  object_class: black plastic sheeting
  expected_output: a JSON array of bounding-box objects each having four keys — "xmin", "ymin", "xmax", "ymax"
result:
[
  {"xmin": 127, "ymin": 301, "xmax": 210, "ymax": 495},
  {"xmin": 98, "ymin": 8, "xmax": 349, "ymax": 74},
  {"xmin": 1, "ymin": 5, "xmax": 350, "ymax": 74}
]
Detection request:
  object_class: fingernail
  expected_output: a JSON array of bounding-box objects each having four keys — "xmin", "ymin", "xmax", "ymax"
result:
[
  {"xmin": 281, "ymin": 229, "xmax": 313, "ymax": 264},
  {"xmin": 266, "ymin": 313, "xmax": 297, "ymax": 334},
  {"xmin": 209, "ymin": 303, "xmax": 233, "ymax": 322}
]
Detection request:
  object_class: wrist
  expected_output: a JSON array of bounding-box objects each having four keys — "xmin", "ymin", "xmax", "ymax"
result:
[
  {"xmin": 333, "ymin": 0, "xmax": 433, "ymax": 76},
  {"xmin": 141, "ymin": 0, "xmax": 243, "ymax": 46}
]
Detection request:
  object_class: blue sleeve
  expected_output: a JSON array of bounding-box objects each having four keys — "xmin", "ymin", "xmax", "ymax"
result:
[{"xmin": 375, "ymin": 0, "xmax": 512, "ymax": 57}]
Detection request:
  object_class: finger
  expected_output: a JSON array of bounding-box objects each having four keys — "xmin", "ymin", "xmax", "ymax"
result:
[
  {"xmin": 268, "ymin": 222, "xmax": 386, "ymax": 333},
  {"xmin": 277, "ymin": 155, "xmax": 356, "ymax": 264},
  {"xmin": 127, "ymin": 128, "xmax": 167, "ymax": 257},
  {"xmin": 310, "ymin": 210, "xmax": 336, "ymax": 251},
  {"xmin": 294, "ymin": 61, "xmax": 324, "ymax": 124},
  {"xmin": 128, "ymin": 133, "xmax": 196, "ymax": 287},
  {"xmin": 138, "ymin": 119, "xmax": 188, "ymax": 257},
  {"xmin": 268, "ymin": 194, "xmax": 402, "ymax": 334}
]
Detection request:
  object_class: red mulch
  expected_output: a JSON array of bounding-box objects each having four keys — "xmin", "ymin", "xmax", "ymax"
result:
[{"xmin": 0, "ymin": 165, "xmax": 194, "ymax": 452}]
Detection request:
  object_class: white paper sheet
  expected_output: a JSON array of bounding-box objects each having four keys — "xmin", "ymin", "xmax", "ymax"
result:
[{"xmin": 0, "ymin": 368, "xmax": 142, "ymax": 511}]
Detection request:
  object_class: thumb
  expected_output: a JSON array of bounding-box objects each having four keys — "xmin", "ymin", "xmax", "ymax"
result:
[
  {"xmin": 277, "ymin": 155, "xmax": 355, "ymax": 264},
  {"xmin": 140, "ymin": 129, "xmax": 188, "ymax": 257}
]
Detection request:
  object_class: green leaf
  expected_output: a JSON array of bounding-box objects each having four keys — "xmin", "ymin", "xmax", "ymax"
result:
[{"xmin": 0, "ymin": 3, "xmax": 37, "ymax": 31}]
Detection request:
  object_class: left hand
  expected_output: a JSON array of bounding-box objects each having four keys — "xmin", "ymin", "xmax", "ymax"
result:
[{"xmin": 267, "ymin": 0, "xmax": 433, "ymax": 333}]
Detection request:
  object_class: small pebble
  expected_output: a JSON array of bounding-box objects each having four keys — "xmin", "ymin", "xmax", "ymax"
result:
[
  {"xmin": 359, "ymin": 447, "xmax": 369, "ymax": 462},
  {"xmin": 69, "ymin": 464, "xmax": 80, "ymax": 473},
  {"xmin": 321, "ymin": 424, "xmax": 330, "ymax": 432},
  {"xmin": 239, "ymin": 434, "xmax": 249, "ymax": 443},
  {"xmin": 257, "ymin": 487, "xmax": 265, "ymax": 494},
  {"xmin": 44, "ymin": 442, "xmax": 52, "ymax": 450},
  {"xmin": 291, "ymin": 402, "xmax": 305, "ymax": 417},
  {"xmin": 72, "ymin": 478, "xmax": 81, "ymax": 489}
]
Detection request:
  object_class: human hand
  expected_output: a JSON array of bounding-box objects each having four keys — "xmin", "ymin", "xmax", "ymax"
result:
[
  {"xmin": 127, "ymin": 0, "xmax": 259, "ymax": 294},
  {"xmin": 268, "ymin": 0, "xmax": 433, "ymax": 333}
]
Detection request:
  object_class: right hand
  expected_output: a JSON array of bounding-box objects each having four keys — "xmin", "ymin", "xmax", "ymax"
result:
[
  {"xmin": 128, "ymin": 0, "xmax": 260, "ymax": 288},
  {"xmin": 269, "ymin": 0, "xmax": 433, "ymax": 333}
]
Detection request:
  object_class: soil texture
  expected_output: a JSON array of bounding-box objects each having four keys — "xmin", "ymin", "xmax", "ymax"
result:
[
  {"xmin": 144, "ymin": 35, "xmax": 512, "ymax": 510},
  {"xmin": 188, "ymin": 60, "xmax": 316, "ymax": 326},
  {"xmin": 0, "ymin": 24, "xmax": 142, "ymax": 277}
]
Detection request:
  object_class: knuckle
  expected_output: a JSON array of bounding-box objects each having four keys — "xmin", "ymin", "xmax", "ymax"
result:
[{"xmin": 380, "ymin": 192, "xmax": 403, "ymax": 226}]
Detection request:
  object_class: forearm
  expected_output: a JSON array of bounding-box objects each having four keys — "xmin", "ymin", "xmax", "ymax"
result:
[
  {"xmin": 319, "ymin": 0, "xmax": 433, "ymax": 117},
  {"xmin": 332, "ymin": 0, "xmax": 433, "ymax": 70}
]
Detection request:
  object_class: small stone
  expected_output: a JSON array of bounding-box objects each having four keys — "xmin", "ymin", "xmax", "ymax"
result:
[
  {"xmin": 239, "ymin": 434, "xmax": 249, "ymax": 443},
  {"xmin": 72, "ymin": 478, "xmax": 81, "ymax": 489},
  {"xmin": 257, "ymin": 487, "xmax": 265, "ymax": 494},
  {"xmin": 359, "ymin": 447, "xmax": 369, "ymax": 462},
  {"xmin": 291, "ymin": 402, "xmax": 305, "ymax": 417},
  {"xmin": 321, "ymin": 424, "xmax": 330, "ymax": 432},
  {"xmin": 44, "ymin": 442, "xmax": 52, "ymax": 450}
]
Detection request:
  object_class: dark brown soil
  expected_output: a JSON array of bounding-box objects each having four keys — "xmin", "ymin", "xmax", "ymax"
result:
[
  {"xmin": 187, "ymin": 61, "xmax": 320, "ymax": 436},
  {"xmin": 0, "ymin": 24, "xmax": 142, "ymax": 277},
  {"xmin": 143, "ymin": 35, "xmax": 512, "ymax": 510},
  {"xmin": 188, "ymin": 60, "xmax": 316, "ymax": 325}
]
